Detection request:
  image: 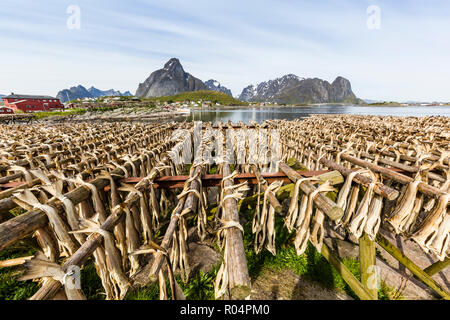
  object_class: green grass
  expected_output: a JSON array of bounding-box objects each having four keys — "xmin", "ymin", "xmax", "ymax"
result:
[
  {"xmin": 34, "ymin": 108, "xmax": 86, "ymax": 119},
  {"xmin": 0, "ymin": 241, "xmax": 39, "ymax": 300},
  {"xmin": 142, "ymin": 90, "xmax": 248, "ymax": 106},
  {"xmin": 239, "ymin": 204, "xmax": 393, "ymax": 300},
  {"xmin": 80, "ymin": 262, "xmax": 106, "ymax": 300},
  {"xmin": 124, "ymin": 266, "xmax": 219, "ymax": 300}
]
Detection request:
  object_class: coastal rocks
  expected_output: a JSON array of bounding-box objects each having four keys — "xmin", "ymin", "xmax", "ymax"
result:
[{"xmin": 135, "ymin": 58, "xmax": 208, "ymax": 98}]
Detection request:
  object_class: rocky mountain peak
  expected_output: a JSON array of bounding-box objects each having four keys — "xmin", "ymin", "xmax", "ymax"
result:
[
  {"xmin": 239, "ymin": 75, "xmax": 360, "ymax": 104},
  {"xmin": 135, "ymin": 58, "xmax": 207, "ymax": 98},
  {"xmin": 56, "ymin": 85, "xmax": 132, "ymax": 102},
  {"xmin": 205, "ymin": 79, "xmax": 233, "ymax": 96}
]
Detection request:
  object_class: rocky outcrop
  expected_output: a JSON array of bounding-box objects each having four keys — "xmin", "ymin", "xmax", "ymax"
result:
[
  {"xmin": 239, "ymin": 74, "xmax": 361, "ymax": 104},
  {"xmin": 56, "ymin": 85, "xmax": 132, "ymax": 102},
  {"xmin": 205, "ymin": 79, "xmax": 232, "ymax": 96},
  {"xmin": 135, "ymin": 58, "xmax": 207, "ymax": 98}
]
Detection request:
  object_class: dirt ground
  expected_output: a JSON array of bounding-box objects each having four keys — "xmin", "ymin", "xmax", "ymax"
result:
[{"xmin": 250, "ymin": 268, "xmax": 353, "ymax": 300}]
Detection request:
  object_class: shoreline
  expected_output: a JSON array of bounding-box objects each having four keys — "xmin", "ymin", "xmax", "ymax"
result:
[{"xmin": 191, "ymin": 104, "xmax": 450, "ymax": 111}]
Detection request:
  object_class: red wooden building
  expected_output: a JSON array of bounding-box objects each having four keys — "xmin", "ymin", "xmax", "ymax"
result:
[
  {"xmin": 0, "ymin": 107, "xmax": 14, "ymax": 114},
  {"xmin": 2, "ymin": 93, "xmax": 64, "ymax": 113}
]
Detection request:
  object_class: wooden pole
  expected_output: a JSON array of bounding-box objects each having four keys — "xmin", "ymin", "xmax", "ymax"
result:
[
  {"xmin": 0, "ymin": 256, "xmax": 33, "ymax": 268},
  {"xmin": 341, "ymin": 154, "xmax": 447, "ymax": 199},
  {"xmin": 424, "ymin": 257, "xmax": 450, "ymax": 277},
  {"xmin": 319, "ymin": 158, "xmax": 399, "ymax": 201},
  {"xmin": 222, "ymin": 164, "xmax": 251, "ymax": 299},
  {"xmin": 278, "ymin": 162, "xmax": 344, "ymax": 221},
  {"xmin": 358, "ymin": 151, "xmax": 445, "ymax": 183},
  {"xmin": 30, "ymin": 201, "xmax": 127, "ymax": 300},
  {"xmin": 359, "ymin": 232, "xmax": 378, "ymax": 300},
  {"xmin": 281, "ymin": 141, "xmax": 399, "ymax": 200},
  {"xmin": 148, "ymin": 164, "xmax": 203, "ymax": 281},
  {"xmin": 376, "ymin": 233, "xmax": 450, "ymax": 300},
  {"xmin": 321, "ymin": 243, "xmax": 376, "ymax": 300},
  {"xmin": 250, "ymin": 165, "xmax": 282, "ymax": 214},
  {"xmin": 0, "ymin": 142, "xmax": 173, "ymax": 251}
]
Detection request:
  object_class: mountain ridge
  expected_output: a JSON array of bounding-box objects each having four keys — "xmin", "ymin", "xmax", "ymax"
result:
[
  {"xmin": 205, "ymin": 79, "xmax": 232, "ymax": 96},
  {"xmin": 56, "ymin": 85, "xmax": 132, "ymax": 102},
  {"xmin": 239, "ymin": 74, "xmax": 362, "ymax": 104}
]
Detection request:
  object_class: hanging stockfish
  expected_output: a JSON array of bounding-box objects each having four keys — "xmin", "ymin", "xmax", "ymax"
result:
[
  {"xmin": 294, "ymin": 181, "xmax": 335, "ymax": 255},
  {"xmin": 149, "ymin": 181, "xmax": 161, "ymax": 232},
  {"xmin": 13, "ymin": 189, "xmax": 79, "ymax": 256},
  {"xmin": 214, "ymin": 219, "xmax": 245, "ymax": 299},
  {"xmin": 130, "ymin": 241, "xmax": 183, "ymax": 300},
  {"xmin": 252, "ymin": 170, "xmax": 265, "ymax": 234},
  {"xmin": 8, "ymin": 165, "xmax": 33, "ymax": 183},
  {"xmin": 111, "ymin": 161, "xmax": 129, "ymax": 178},
  {"xmin": 364, "ymin": 194, "xmax": 384, "ymax": 240},
  {"xmin": 387, "ymin": 173, "xmax": 423, "ymax": 234},
  {"xmin": 97, "ymin": 170, "xmax": 127, "ymax": 267},
  {"xmin": 159, "ymin": 189, "xmax": 171, "ymax": 217},
  {"xmin": 335, "ymin": 169, "xmax": 368, "ymax": 218},
  {"xmin": 253, "ymin": 180, "xmax": 283, "ymax": 255},
  {"xmin": 69, "ymin": 175, "xmax": 108, "ymax": 224},
  {"xmin": 428, "ymin": 212, "xmax": 450, "ymax": 261},
  {"xmin": 45, "ymin": 179, "xmax": 86, "ymax": 246},
  {"xmin": 123, "ymin": 204, "xmax": 141, "ymax": 277},
  {"xmin": 70, "ymin": 216, "xmax": 130, "ymax": 300},
  {"xmin": 19, "ymin": 252, "xmax": 86, "ymax": 300},
  {"xmin": 310, "ymin": 182, "xmax": 336, "ymax": 252},
  {"xmin": 423, "ymin": 169, "xmax": 450, "ymax": 212},
  {"xmin": 214, "ymin": 169, "xmax": 249, "ymax": 299},
  {"xmin": 341, "ymin": 185, "xmax": 360, "ymax": 227},
  {"xmin": 347, "ymin": 173, "xmax": 377, "ymax": 239},
  {"xmin": 411, "ymin": 193, "xmax": 450, "ymax": 259},
  {"xmin": 119, "ymin": 185, "xmax": 153, "ymax": 244},
  {"xmin": 34, "ymin": 226, "xmax": 59, "ymax": 262},
  {"xmin": 284, "ymin": 177, "xmax": 317, "ymax": 232},
  {"xmin": 123, "ymin": 155, "xmax": 138, "ymax": 177},
  {"xmin": 170, "ymin": 164, "xmax": 207, "ymax": 282}
]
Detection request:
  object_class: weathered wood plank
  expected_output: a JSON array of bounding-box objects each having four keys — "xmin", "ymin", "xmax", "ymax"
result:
[
  {"xmin": 321, "ymin": 243, "xmax": 376, "ymax": 300},
  {"xmin": 359, "ymin": 232, "xmax": 378, "ymax": 300},
  {"xmin": 376, "ymin": 233, "xmax": 450, "ymax": 300},
  {"xmin": 279, "ymin": 162, "xmax": 344, "ymax": 221}
]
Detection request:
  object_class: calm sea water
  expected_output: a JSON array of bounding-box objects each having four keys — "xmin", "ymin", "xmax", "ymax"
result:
[{"xmin": 187, "ymin": 105, "xmax": 450, "ymax": 124}]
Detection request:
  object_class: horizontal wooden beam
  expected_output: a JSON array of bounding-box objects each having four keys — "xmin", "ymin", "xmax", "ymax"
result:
[{"xmin": 116, "ymin": 170, "xmax": 332, "ymax": 190}]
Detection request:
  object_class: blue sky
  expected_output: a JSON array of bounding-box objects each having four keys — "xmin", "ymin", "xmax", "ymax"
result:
[{"xmin": 1, "ymin": 0, "xmax": 450, "ymax": 101}]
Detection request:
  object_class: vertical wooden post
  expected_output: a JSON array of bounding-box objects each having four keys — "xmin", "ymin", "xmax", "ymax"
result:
[
  {"xmin": 359, "ymin": 232, "xmax": 378, "ymax": 300},
  {"xmin": 222, "ymin": 164, "xmax": 251, "ymax": 299}
]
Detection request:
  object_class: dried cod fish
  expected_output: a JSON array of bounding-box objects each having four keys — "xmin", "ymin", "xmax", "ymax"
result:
[
  {"xmin": 19, "ymin": 252, "xmax": 86, "ymax": 300},
  {"xmin": 71, "ymin": 216, "xmax": 130, "ymax": 300}
]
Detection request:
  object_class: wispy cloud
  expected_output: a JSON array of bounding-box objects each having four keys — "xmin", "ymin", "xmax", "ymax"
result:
[{"xmin": 0, "ymin": 0, "xmax": 449, "ymax": 101}]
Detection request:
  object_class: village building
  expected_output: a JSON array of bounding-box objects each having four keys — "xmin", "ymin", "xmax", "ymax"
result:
[
  {"xmin": 0, "ymin": 106, "xmax": 14, "ymax": 114},
  {"xmin": 2, "ymin": 93, "xmax": 64, "ymax": 112}
]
